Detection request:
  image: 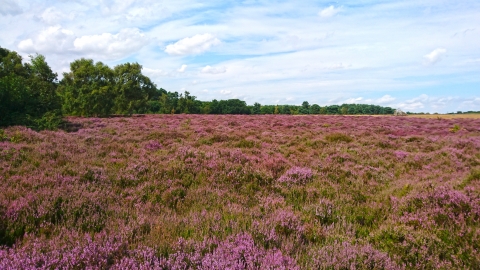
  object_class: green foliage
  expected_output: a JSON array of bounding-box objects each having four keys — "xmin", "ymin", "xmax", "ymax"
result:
[
  {"xmin": 113, "ymin": 62, "xmax": 157, "ymax": 114},
  {"xmin": 310, "ymin": 104, "xmax": 321, "ymax": 114},
  {"xmin": 325, "ymin": 133, "xmax": 354, "ymax": 143},
  {"xmin": 59, "ymin": 58, "xmax": 115, "ymax": 117},
  {"xmin": 235, "ymin": 139, "xmax": 256, "ymax": 148},
  {"xmin": 0, "ymin": 47, "xmax": 62, "ymax": 129},
  {"xmin": 449, "ymin": 124, "xmax": 461, "ymax": 133},
  {"xmin": 252, "ymin": 102, "xmax": 261, "ymax": 114},
  {"xmin": 210, "ymin": 99, "xmax": 251, "ymax": 114},
  {"xmin": 299, "ymin": 101, "xmax": 310, "ymax": 114}
]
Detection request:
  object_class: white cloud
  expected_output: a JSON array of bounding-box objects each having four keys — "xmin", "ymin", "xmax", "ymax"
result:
[
  {"xmin": 423, "ymin": 48, "xmax": 447, "ymax": 65},
  {"xmin": 40, "ymin": 7, "xmax": 69, "ymax": 25},
  {"xmin": 376, "ymin": 95, "xmax": 396, "ymax": 104},
  {"xmin": 460, "ymin": 98, "xmax": 480, "ymax": 112},
  {"xmin": 165, "ymin": 33, "xmax": 221, "ymax": 56},
  {"xmin": 143, "ymin": 67, "xmax": 169, "ymax": 79},
  {"xmin": 220, "ymin": 89, "xmax": 231, "ymax": 95},
  {"xmin": 201, "ymin": 65, "xmax": 226, "ymax": 74},
  {"xmin": 18, "ymin": 26, "xmax": 75, "ymax": 54},
  {"xmin": 73, "ymin": 28, "xmax": 147, "ymax": 59},
  {"xmin": 17, "ymin": 27, "xmax": 147, "ymax": 60},
  {"xmin": 177, "ymin": 64, "xmax": 188, "ymax": 73},
  {"xmin": 319, "ymin": 6, "xmax": 340, "ymax": 18},
  {"xmin": 344, "ymin": 97, "xmax": 363, "ymax": 104},
  {"xmin": 400, "ymin": 102, "xmax": 425, "ymax": 111},
  {"xmin": 0, "ymin": 0, "xmax": 22, "ymax": 16},
  {"xmin": 395, "ymin": 94, "xmax": 432, "ymax": 111}
]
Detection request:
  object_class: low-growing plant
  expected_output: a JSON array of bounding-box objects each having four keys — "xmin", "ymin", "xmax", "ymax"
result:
[
  {"xmin": 325, "ymin": 133, "xmax": 353, "ymax": 143},
  {"xmin": 450, "ymin": 124, "xmax": 461, "ymax": 133},
  {"xmin": 1, "ymin": 115, "xmax": 480, "ymax": 268}
]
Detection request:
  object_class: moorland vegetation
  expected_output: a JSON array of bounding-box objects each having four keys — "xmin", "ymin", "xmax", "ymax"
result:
[{"xmin": 1, "ymin": 115, "xmax": 479, "ymax": 268}]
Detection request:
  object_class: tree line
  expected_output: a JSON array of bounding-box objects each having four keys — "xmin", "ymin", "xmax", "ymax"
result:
[{"xmin": 1, "ymin": 46, "xmax": 395, "ymax": 130}]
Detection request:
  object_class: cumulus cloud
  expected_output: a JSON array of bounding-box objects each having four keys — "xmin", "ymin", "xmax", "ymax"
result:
[
  {"xmin": 396, "ymin": 94, "xmax": 429, "ymax": 111},
  {"xmin": 40, "ymin": 7, "xmax": 67, "ymax": 24},
  {"xmin": 17, "ymin": 27, "xmax": 147, "ymax": 59},
  {"xmin": 319, "ymin": 6, "xmax": 340, "ymax": 18},
  {"xmin": 344, "ymin": 97, "xmax": 363, "ymax": 104},
  {"xmin": 220, "ymin": 89, "xmax": 231, "ymax": 95},
  {"xmin": 461, "ymin": 98, "xmax": 480, "ymax": 111},
  {"xmin": 73, "ymin": 28, "xmax": 148, "ymax": 59},
  {"xmin": 143, "ymin": 68, "xmax": 169, "ymax": 78},
  {"xmin": 201, "ymin": 65, "xmax": 226, "ymax": 74},
  {"xmin": 398, "ymin": 94, "xmax": 464, "ymax": 111},
  {"xmin": 177, "ymin": 64, "xmax": 187, "ymax": 73},
  {"xmin": 165, "ymin": 33, "xmax": 221, "ymax": 56},
  {"xmin": 0, "ymin": 0, "xmax": 22, "ymax": 16},
  {"xmin": 376, "ymin": 95, "xmax": 396, "ymax": 104},
  {"xmin": 424, "ymin": 48, "xmax": 447, "ymax": 65},
  {"xmin": 18, "ymin": 26, "xmax": 75, "ymax": 54}
]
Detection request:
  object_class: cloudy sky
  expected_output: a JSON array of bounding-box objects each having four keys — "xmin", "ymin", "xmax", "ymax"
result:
[{"xmin": 1, "ymin": 0, "xmax": 479, "ymax": 112}]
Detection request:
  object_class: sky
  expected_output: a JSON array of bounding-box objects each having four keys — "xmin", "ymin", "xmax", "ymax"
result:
[{"xmin": 1, "ymin": 0, "xmax": 479, "ymax": 113}]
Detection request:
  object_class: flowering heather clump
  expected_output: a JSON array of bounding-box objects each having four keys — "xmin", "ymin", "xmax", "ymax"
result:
[
  {"xmin": 168, "ymin": 233, "xmax": 299, "ymax": 269},
  {"xmin": 1, "ymin": 114, "xmax": 480, "ymax": 268},
  {"xmin": 0, "ymin": 232, "xmax": 128, "ymax": 269},
  {"xmin": 394, "ymin": 150, "xmax": 408, "ymax": 159},
  {"xmin": 278, "ymin": 166, "xmax": 313, "ymax": 185},
  {"xmin": 145, "ymin": 140, "xmax": 162, "ymax": 151},
  {"xmin": 310, "ymin": 241, "xmax": 403, "ymax": 270}
]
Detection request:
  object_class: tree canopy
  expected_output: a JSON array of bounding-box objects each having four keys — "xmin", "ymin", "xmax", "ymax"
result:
[{"xmin": 0, "ymin": 47, "xmax": 62, "ymax": 129}]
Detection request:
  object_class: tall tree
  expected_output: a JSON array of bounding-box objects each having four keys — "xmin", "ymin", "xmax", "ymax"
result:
[
  {"xmin": 310, "ymin": 104, "xmax": 320, "ymax": 114},
  {"xmin": 0, "ymin": 48, "xmax": 62, "ymax": 129},
  {"xmin": 300, "ymin": 101, "xmax": 310, "ymax": 114},
  {"xmin": 59, "ymin": 59, "xmax": 115, "ymax": 117},
  {"xmin": 252, "ymin": 102, "xmax": 261, "ymax": 114},
  {"xmin": 113, "ymin": 62, "xmax": 156, "ymax": 115}
]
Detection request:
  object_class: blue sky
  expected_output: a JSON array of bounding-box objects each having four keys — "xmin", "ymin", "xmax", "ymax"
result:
[{"xmin": 1, "ymin": 0, "xmax": 479, "ymax": 113}]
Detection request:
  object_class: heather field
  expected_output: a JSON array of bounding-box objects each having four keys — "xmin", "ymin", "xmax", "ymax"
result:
[{"xmin": 1, "ymin": 115, "xmax": 480, "ymax": 269}]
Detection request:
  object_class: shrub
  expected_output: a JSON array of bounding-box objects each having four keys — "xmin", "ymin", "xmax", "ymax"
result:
[
  {"xmin": 325, "ymin": 133, "xmax": 353, "ymax": 143},
  {"xmin": 310, "ymin": 241, "xmax": 402, "ymax": 269},
  {"xmin": 278, "ymin": 167, "xmax": 313, "ymax": 185}
]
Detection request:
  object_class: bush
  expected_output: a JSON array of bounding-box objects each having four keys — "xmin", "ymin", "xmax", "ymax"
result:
[{"xmin": 325, "ymin": 133, "xmax": 353, "ymax": 143}]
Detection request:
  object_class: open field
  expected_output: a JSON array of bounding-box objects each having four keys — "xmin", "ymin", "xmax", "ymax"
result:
[{"xmin": 1, "ymin": 115, "xmax": 480, "ymax": 269}]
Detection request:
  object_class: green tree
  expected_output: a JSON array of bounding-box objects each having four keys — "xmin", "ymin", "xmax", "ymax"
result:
[
  {"xmin": 0, "ymin": 47, "xmax": 29, "ymax": 126},
  {"xmin": 299, "ymin": 101, "xmax": 310, "ymax": 114},
  {"xmin": 113, "ymin": 62, "xmax": 156, "ymax": 115},
  {"xmin": 260, "ymin": 105, "xmax": 275, "ymax": 114},
  {"xmin": 59, "ymin": 58, "xmax": 115, "ymax": 117},
  {"xmin": 177, "ymin": 91, "xmax": 200, "ymax": 114},
  {"xmin": 310, "ymin": 104, "xmax": 320, "ymax": 114},
  {"xmin": 252, "ymin": 102, "xmax": 261, "ymax": 114},
  {"xmin": 0, "ymin": 48, "xmax": 62, "ymax": 129}
]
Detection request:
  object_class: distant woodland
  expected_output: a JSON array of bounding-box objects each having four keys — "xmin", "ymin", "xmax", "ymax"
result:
[{"xmin": 0, "ymin": 46, "xmax": 442, "ymax": 130}]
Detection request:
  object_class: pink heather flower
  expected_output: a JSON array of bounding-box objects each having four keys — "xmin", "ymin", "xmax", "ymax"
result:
[
  {"xmin": 394, "ymin": 150, "xmax": 408, "ymax": 159},
  {"xmin": 145, "ymin": 140, "xmax": 162, "ymax": 151},
  {"xmin": 278, "ymin": 166, "xmax": 313, "ymax": 185}
]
